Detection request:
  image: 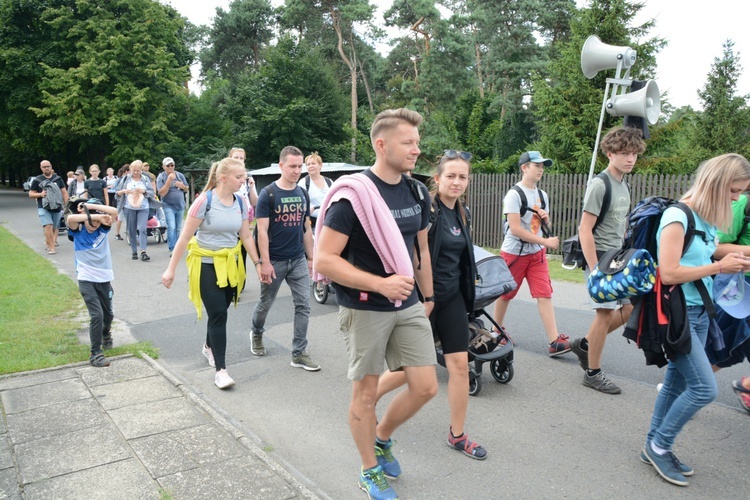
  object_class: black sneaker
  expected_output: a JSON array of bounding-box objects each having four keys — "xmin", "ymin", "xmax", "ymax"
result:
[
  {"xmin": 114, "ymin": 234, "xmax": 123, "ymax": 240},
  {"xmin": 569, "ymin": 338, "xmax": 589, "ymax": 371},
  {"xmin": 141, "ymin": 252, "xmax": 150, "ymax": 261},
  {"xmin": 102, "ymin": 336, "xmax": 113, "ymax": 350},
  {"xmin": 132, "ymin": 252, "xmax": 138, "ymax": 260}
]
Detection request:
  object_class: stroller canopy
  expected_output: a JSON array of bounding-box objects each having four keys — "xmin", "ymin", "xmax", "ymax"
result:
[{"xmin": 473, "ymin": 246, "xmax": 516, "ymax": 311}]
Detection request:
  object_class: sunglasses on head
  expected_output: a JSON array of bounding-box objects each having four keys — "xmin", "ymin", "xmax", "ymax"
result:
[{"xmin": 443, "ymin": 150, "xmax": 472, "ymax": 161}]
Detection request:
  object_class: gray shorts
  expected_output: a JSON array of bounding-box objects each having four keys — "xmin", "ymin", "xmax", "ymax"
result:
[
  {"xmin": 584, "ymin": 267, "xmax": 631, "ymax": 310},
  {"xmin": 338, "ymin": 303, "xmax": 437, "ymax": 381}
]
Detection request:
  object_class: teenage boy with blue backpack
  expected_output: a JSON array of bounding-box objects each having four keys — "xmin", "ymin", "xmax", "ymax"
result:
[
  {"xmin": 494, "ymin": 151, "xmax": 571, "ymax": 357},
  {"xmin": 569, "ymin": 127, "xmax": 646, "ymax": 395}
]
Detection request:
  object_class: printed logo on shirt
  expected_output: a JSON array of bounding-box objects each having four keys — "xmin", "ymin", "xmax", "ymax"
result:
[
  {"xmin": 450, "ymin": 226, "xmax": 462, "ymax": 236},
  {"xmin": 274, "ymin": 196, "xmax": 306, "ymax": 227},
  {"xmin": 359, "ymin": 291, "xmax": 368, "ymax": 302},
  {"xmin": 92, "ymin": 232, "xmax": 107, "ymax": 249},
  {"xmin": 530, "ymin": 203, "xmax": 541, "ymax": 235},
  {"xmin": 390, "ymin": 202, "xmax": 422, "ymax": 220}
]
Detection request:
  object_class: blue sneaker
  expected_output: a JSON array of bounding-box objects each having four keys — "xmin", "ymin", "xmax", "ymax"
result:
[
  {"xmin": 375, "ymin": 439, "xmax": 401, "ymax": 478},
  {"xmin": 640, "ymin": 446, "xmax": 693, "ymax": 476},
  {"xmin": 359, "ymin": 465, "xmax": 398, "ymax": 499},
  {"xmin": 643, "ymin": 441, "xmax": 688, "ymax": 486}
]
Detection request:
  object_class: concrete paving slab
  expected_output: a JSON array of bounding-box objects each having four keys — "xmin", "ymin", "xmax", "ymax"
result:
[
  {"xmin": 6, "ymin": 398, "xmax": 107, "ymax": 444},
  {"xmin": 158, "ymin": 455, "xmax": 297, "ymax": 500},
  {"xmin": 130, "ymin": 423, "xmax": 247, "ymax": 478},
  {"xmin": 23, "ymin": 458, "xmax": 159, "ymax": 500},
  {"xmin": 108, "ymin": 397, "xmax": 209, "ymax": 440},
  {"xmin": 77, "ymin": 356, "xmax": 158, "ymax": 387},
  {"xmin": 0, "ymin": 434, "xmax": 13, "ymax": 470},
  {"xmin": 0, "ymin": 367, "xmax": 80, "ymax": 392},
  {"xmin": 0, "ymin": 468, "xmax": 20, "ymax": 500},
  {"xmin": 14, "ymin": 424, "xmax": 131, "ymax": 484},
  {"xmin": 0, "ymin": 378, "xmax": 90, "ymax": 414},
  {"xmin": 91, "ymin": 374, "xmax": 182, "ymax": 410}
]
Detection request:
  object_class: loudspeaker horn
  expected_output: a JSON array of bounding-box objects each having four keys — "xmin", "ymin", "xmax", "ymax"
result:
[
  {"xmin": 606, "ymin": 79, "xmax": 661, "ymax": 125},
  {"xmin": 580, "ymin": 35, "xmax": 637, "ymax": 79}
]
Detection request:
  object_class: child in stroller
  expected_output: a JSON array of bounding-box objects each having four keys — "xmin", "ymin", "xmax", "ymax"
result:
[{"xmin": 435, "ymin": 245, "xmax": 516, "ymax": 396}]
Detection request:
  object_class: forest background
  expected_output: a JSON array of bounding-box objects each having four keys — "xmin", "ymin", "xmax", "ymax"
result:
[{"xmin": 1, "ymin": 0, "xmax": 748, "ymax": 185}]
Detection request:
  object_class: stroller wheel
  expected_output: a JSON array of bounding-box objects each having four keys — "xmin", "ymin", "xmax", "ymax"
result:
[
  {"xmin": 468, "ymin": 373, "xmax": 482, "ymax": 396},
  {"xmin": 491, "ymin": 360, "xmax": 513, "ymax": 384},
  {"xmin": 313, "ymin": 281, "xmax": 328, "ymax": 304},
  {"xmin": 155, "ymin": 230, "xmax": 162, "ymax": 244}
]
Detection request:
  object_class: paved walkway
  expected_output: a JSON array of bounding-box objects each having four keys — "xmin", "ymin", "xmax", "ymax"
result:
[{"xmin": 0, "ymin": 355, "xmax": 318, "ymax": 500}]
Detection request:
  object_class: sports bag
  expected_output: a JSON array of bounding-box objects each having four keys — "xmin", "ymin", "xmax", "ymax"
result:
[{"xmin": 587, "ymin": 247, "xmax": 656, "ymax": 303}]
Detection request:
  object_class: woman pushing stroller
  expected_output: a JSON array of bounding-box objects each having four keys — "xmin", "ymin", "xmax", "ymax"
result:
[{"xmin": 375, "ymin": 150, "xmax": 487, "ymax": 460}]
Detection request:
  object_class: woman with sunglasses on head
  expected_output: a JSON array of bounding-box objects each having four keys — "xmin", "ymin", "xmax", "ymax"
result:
[{"xmin": 375, "ymin": 149, "xmax": 487, "ymax": 460}]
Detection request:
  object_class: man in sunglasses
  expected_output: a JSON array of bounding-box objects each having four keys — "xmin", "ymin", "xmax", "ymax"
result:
[
  {"xmin": 494, "ymin": 151, "xmax": 570, "ymax": 358},
  {"xmin": 29, "ymin": 159, "xmax": 69, "ymax": 254},
  {"xmin": 157, "ymin": 157, "xmax": 189, "ymax": 255},
  {"xmin": 315, "ymin": 108, "xmax": 436, "ymax": 499}
]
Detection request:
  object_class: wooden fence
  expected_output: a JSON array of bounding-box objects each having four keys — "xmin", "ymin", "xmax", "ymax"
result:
[{"xmin": 468, "ymin": 173, "xmax": 694, "ymax": 253}]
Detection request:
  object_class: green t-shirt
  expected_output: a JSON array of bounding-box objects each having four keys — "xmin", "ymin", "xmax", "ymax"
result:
[
  {"xmin": 717, "ymin": 194, "xmax": 750, "ymax": 276},
  {"xmin": 582, "ymin": 169, "xmax": 630, "ymax": 252}
]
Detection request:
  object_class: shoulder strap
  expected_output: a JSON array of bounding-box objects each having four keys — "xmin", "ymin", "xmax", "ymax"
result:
[
  {"xmin": 673, "ymin": 202, "xmax": 715, "ymax": 318},
  {"xmin": 511, "ymin": 185, "xmax": 528, "ymax": 217},
  {"xmin": 403, "ymin": 175, "xmax": 428, "ymax": 270},
  {"xmin": 324, "ymin": 176, "xmax": 333, "ymax": 187},
  {"xmin": 305, "ymin": 176, "xmax": 310, "ymax": 191},
  {"xmin": 594, "ymin": 172, "xmax": 611, "ymax": 232},
  {"xmin": 538, "ymin": 188, "xmax": 546, "ymax": 211}
]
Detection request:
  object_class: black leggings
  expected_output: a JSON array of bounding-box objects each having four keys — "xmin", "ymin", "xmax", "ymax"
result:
[{"xmin": 200, "ymin": 263, "xmax": 237, "ymax": 370}]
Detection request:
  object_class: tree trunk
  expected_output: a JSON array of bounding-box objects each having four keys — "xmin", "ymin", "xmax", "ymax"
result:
[
  {"xmin": 332, "ymin": 10, "xmax": 357, "ymax": 163},
  {"xmin": 359, "ymin": 59, "xmax": 374, "ymax": 113},
  {"xmin": 473, "ymin": 27, "xmax": 484, "ymax": 99}
]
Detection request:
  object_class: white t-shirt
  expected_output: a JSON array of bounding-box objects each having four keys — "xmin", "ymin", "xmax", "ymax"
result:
[
  {"xmin": 501, "ymin": 183, "xmax": 549, "ymax": 255},
  {"xmin": 298, "ymin": 176, "xmax": 331, "ymax": 219}
]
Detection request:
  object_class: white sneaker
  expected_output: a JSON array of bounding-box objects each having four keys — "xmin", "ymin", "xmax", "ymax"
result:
[
  {"xmin": 657, "ymin": 383, "xmax": 663, "ymax": 392},
  {"xmin": 202, "ymin": 344, "xmax": 215, "ymax": 367},
  {"xmin": 214, "ymin": 369, "xmax": 235, "ymax": 389}
]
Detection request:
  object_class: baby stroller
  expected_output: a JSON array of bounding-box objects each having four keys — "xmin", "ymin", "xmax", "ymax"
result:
[
  {"xmin": 126, "ymin": 205, "xmax": 167, "ymax": 245},
  {"xmin": 435, "ymin": 246, "xmax": 517, "ymax": 396}
]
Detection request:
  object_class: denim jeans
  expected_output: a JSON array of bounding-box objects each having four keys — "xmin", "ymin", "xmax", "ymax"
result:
[
  {"xmin": 163, "ymin": 205, "xmax": 184, "ymax": 251},
  {"xmin": 251, "ymin": 257, "xmax": 310, "ymax": 357},
  {"xmin": 647, "ymin": 307, "xmax": 717, "ymax": 450}
]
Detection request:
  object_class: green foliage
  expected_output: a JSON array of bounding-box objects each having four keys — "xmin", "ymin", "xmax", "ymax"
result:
[
  {"xmin": 30, "ymin": 0, "xmax": 191, "ymax": 166},
  {"xmin": 221, "ymin": 37, "xmax": 348, "ymax": 164},
  {"xmin": 200, "ymin": 0, "xmax": 275, "ymax": 79},
  {"xmin": 695, "ymin": 40, "xmax": 750, "ymax": 157}
]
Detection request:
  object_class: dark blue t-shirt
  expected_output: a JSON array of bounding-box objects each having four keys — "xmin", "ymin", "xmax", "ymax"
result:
[
  {"xmin": 255, "ymin": 182, "xmax": 309, "ymax": 261},
  {"xmin": 322, "ymin": 169, "xmax": 429, "ymax": 311}
]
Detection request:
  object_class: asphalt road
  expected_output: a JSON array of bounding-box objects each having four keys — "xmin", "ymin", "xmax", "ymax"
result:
[{"xmin": 3, "ymin": 187, "xmax": 748, "ymax": 499}]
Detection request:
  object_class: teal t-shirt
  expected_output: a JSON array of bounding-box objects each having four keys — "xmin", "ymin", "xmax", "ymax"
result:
[{"xmin": 656, "ymin": 206, "xmax": 717, "ymax": 306}]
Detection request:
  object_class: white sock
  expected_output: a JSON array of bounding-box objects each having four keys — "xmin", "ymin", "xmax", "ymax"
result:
[{"xmin": 650, "ymin": 441, "xmax": 668, "ymax": 455}]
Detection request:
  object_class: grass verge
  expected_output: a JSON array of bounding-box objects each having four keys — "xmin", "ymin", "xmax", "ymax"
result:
[{"xmin": 0, "ymin": 225, "xmax": 157, "ymax": 375}]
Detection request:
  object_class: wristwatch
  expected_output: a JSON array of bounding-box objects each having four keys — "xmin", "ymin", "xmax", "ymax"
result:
[{"xmin": 423, "ymin": 295, "xmax": 436, "ymax": 303}]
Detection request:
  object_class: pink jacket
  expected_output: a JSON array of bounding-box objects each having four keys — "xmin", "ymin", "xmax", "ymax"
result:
[{"xmin": 313, "ymin": 173, "xmax": 413, "ymax": 306}]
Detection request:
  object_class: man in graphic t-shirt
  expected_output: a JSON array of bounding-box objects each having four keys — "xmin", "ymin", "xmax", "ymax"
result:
[{"xmin": 250, "ymin": 146, "xmax": 320, "ymax": 371}]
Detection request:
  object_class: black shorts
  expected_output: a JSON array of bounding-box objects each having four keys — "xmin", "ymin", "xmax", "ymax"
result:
[{"xmin": 430, "ymin": 293, "xmax": 469, "ymax": 354}]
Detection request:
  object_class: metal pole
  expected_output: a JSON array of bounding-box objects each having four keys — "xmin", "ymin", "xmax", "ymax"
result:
[{"xmin": 587, "ymin": 79, "xmax": 611, "ymax": 183}]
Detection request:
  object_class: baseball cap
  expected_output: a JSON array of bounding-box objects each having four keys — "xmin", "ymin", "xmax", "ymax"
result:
[
  {"xmin": 518, "ymin": 151, "xmax": 553, "ymax": 168},
  {"xmin": 713, "ymin": 272, "xmax": 750, "ymax": 319},
  {"xmin": 162, "ymin": 157, "xmax": 175, "ymax": 166},
  {"xmin": 75, "ymin": 167, "xmax": 85, "ymax": 175}
]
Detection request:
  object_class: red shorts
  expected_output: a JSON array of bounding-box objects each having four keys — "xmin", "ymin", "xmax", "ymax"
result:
[{"xmin": 499, "ymin": 249, "xmax": 553, "ymax": 300}]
